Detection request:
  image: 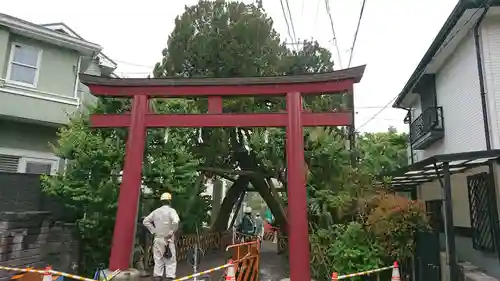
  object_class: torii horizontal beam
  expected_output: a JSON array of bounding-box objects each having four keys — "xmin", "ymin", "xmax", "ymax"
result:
[
  {"xmin": 90, "ymin": 112, "xmax": 352, "ymax": 128},
  {"xmin": 80, "ymin": 65, "xmax": 364, "ymax": 97}
]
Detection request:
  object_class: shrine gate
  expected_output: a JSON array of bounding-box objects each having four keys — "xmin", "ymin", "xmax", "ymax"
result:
[{"xmin": 80, "ymin": 65, "xmax": 365, "ymax": 281}]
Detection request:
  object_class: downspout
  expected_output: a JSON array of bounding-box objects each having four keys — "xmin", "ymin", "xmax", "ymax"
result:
[
  {"xmin": 475, "ymin": 9, "xmax": 491, "ymax": 150},
  {"xmin": 474, "ymin": 6, "xmax": 500, "ymax": 265},
  {"xmin": 406, "ymin": 108, "xmax": 414, "ymax": 164},
  {"xmin": 73, "ymin": 56, "xmax": 82, "ymax": 109}
]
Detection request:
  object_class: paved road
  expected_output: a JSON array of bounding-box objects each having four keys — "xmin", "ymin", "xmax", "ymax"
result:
[
  {"xmin": 141, "ymin": 240, "xmax": 288, "ymax": 280},
  {"xmin": 259, "ymin": 241, "xmax": 288, "ymax": 281}
]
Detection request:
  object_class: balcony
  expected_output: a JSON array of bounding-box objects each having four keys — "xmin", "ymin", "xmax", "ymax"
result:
[{"xmin": 410, "ymin": 106, "xmax": 444, "ymax": 150}]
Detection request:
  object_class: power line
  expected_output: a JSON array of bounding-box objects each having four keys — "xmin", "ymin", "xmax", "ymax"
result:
[
  {"xmin": 301, "ymin": 0, "xmax": 306, "ymax": 19},
  {"xmin": 347, "ymin": 0, "xmax": 367, "ymax": 68},
  {"xmin": 355, "ymin": 3, "xmax": 488, "ymax": 131},
  {"xmin": 355, "ymin": 96, "xmax": 398, "ymax": 131},
  {"xmin": 324, "ymin": 0, "xmax": 343, "ymax": 69},
  {"xmin": 284, "ymin": 0, "xmax": 298, "ymax": 49},
  {"xmin": 113, "ymin": 59, "xmax": 154, "ymax": 69},
  {"xmin": 279, "ymin": 0, "xmax": 295, "ymax": 47}
]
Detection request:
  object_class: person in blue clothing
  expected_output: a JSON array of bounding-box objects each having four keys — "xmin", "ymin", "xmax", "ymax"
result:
[{"xmin": 237, "ymin": 207, "xmax": 256, "ymax": 240}]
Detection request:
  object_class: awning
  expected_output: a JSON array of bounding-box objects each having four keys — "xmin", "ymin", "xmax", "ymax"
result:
[{"xmin": 380, "ymin": 149, "xmax": 500, "ymax": 189}]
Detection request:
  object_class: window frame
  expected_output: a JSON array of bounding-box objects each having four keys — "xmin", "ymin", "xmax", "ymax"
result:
[
  {"xmin": 18, "ymin": 157, "xmax": 58, "ymax": 175},
  {"xmin": 6, "ymin": 42, "xmax": 43, "ymax": 88}
]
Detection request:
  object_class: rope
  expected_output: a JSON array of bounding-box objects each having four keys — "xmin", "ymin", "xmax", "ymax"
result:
[{"xmin": 337, "ymin": 265, "xmax": 394, "ymax": 279}]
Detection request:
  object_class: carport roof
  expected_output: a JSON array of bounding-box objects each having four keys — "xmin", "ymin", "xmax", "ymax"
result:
[{"xmin": 380, "ymin": 149, "xmax": 500, "ymax": 189}]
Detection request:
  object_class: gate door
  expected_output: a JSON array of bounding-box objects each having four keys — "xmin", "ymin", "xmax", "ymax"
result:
[{"xmin": 415, "ymin": 229, "xmax": 441, "ymax": 281}]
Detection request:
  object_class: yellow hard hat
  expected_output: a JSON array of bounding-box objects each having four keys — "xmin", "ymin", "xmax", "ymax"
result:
[{"xmin": 160, "ymin": 192, "xmax": 172, "ymax": 201}]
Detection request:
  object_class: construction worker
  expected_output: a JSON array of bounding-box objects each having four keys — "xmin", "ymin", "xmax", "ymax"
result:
[
  {"xmin": 143, "ymin": 192, "xmax": 180, "ymax": 281},
  {"xmin": 237, "ymin": 207, "xmax": 255, "ymax": 241},
  {"xmin": 254, "ymin": 213, "xmax": 264, "ymax": 241}
]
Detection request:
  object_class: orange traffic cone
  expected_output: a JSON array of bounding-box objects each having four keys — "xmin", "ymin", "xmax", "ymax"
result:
[
  {"xmin": 225, "ymin": 260, "xmax": 236, "ymax": 281},
  {"xmin": 331, "ymin": 272, "xmax": 338, "ymax": 281},
  {"xmin": 391, "ymin": 261, "xmax": 400, "ymax": 281},
  {"xmin": 42, "ymin": 267, "xmax": 52, "ymax": 281}
]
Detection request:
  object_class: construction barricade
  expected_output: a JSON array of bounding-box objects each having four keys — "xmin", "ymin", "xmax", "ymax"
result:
[
  {"xmin": 226, "ymin": 240, "xmax": 260, "ymax": 281},
  {"xmin": 331, "ymin": 261, "xmax": 400, "ymax": 281}
]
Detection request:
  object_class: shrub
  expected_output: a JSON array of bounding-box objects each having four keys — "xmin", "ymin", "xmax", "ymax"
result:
[{"xmin": 364, "ymin": 192, "xmax": 429, "ymax": 260}]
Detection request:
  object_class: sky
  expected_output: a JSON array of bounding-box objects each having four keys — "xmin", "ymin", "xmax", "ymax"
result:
[{"xmin": 2, "ymin": 0, "xmax": 459, "ymax": 133}]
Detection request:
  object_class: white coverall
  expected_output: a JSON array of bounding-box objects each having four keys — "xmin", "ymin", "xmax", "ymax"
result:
[{"xmin": 143, "ymin": 205, "xmax": 180, "ymax": 279}]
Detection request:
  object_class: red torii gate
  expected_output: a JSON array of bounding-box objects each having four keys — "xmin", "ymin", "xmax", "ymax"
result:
[{"xmin": 80, "ymin": 65, "xmax": 365, "ymax": 281}]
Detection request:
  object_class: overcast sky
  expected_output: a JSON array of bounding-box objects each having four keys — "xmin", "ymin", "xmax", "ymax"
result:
[{"xmin": 2, "ymin": 0, "xmax": 458, "ymax": 133}]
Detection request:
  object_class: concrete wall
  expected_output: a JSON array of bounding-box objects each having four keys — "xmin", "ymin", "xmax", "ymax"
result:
[{"xmin": 0, "ymin": 212, "xmax": 79, "ymax": 281}]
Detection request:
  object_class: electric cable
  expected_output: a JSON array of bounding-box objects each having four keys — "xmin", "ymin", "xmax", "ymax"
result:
[
  {"xmin": 324, "ymin": 0, "xmax": 343, "ymax": 69},
  {"xmin": 279, "ymin": 0, "xmax": 295, "ymax": 46},
  {"xmin": 347, "ymin": 0, "xmax": 367, "ymax": 68}
]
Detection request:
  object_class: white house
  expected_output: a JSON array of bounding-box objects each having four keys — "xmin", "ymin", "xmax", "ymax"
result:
[{"xmin": 388, "ymin": 1, "xmax": 500, "ymax": 280}]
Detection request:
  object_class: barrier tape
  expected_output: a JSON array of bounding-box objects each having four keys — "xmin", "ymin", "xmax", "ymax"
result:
[
  {"xmin": 0, "ymin": 267, "xmax": 47, "ymax": 275},
  {"xmin": 173, "ymin": 252, "xmax": 253, "ymax": 281},
  {"xmin": 0, "ymin": 266, "xmax": 119, "ymax": 281},
  {"xmin": 337, "ymin": 265, "xmax": 395, "ymax": 280},
  {"xmin": 173, "ymin": 263, "xmax": 231, "ymax": 281}
]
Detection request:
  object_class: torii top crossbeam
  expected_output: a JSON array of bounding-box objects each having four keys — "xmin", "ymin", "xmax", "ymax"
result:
[
  {"xmin": 81, "ymin": 65, "xmax": 365, "ymax": 129},
  {"xmin": 79, "ymin": 65, "xmax": 366, "ymax": 281}
]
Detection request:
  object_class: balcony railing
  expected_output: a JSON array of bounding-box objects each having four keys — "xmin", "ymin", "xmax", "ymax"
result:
[{"xmin": 409, "ymin": 106, "xmax": 444, "ymax": 149}]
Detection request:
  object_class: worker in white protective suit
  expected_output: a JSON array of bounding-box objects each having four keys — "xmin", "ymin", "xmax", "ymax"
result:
[{"xmin": 143, "ymin": 192, "xmax": 180, "ymax": 281}]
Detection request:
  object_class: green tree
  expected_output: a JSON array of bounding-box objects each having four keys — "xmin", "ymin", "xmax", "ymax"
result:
[
  {"xmin": 152, "ymin": 0, "xmax": 336, "ymax": 231},
  {"xmin": 42, "ymin": 99, "xmax": 210, "ymax": 274}
]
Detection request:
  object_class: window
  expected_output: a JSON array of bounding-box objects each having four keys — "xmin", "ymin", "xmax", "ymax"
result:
[
  {"xmin": 7, "ymin": 43, "xmax": 42, "ymax": 87},
  {"xmin": 18, "ymin": 157, "xmax": 57, "ymax": 175},
  {"xmin": 425, "ymin": 200, "xmax": 444, "ymax": 233}
]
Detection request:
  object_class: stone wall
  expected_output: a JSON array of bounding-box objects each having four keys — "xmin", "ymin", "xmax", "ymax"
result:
[{"xmin": 0, "ymin": 211, "xmax": 79, "ymax": 281}]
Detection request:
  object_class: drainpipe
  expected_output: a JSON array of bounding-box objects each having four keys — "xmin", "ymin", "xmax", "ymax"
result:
[
  {"xmin": 406, "ymin": 108, "xmax": 414, "ymax": 164},
  {"xmin": 474, "ymin": 9, "xmax": 491, "ymax": 150},
  {"xmin": 73, "ymin": 56, "xmax": 82, "ymax": 109},
  {"xmin": 474, "ymin": 6, "xmax": 500, "ymax": 265}
]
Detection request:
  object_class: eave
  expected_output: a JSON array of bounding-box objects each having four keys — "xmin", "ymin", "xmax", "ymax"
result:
[
  {"xmin": 0, "ymin": 13, "xmax": 102, "ymax": 56},
  {"xmin": 392, "ymin": 0, "xmax": 499, "ymax": 109}
]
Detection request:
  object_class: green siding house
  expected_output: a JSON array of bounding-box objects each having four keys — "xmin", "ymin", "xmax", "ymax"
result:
[{"xmin": 0, "ymin": 14, "xmax": 117, "ymax": 174}]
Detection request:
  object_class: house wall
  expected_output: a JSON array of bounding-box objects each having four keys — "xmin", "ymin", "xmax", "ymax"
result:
[
  {"xmin": 473, "ymin": 12, "xmax": 500, "ymax": 221},
  {"xmin": 418, "ymin": 166, "xmax": 500, "ymax": 279},
  {"xmin": 419, "ymin": 166, "xmax": 489, "ymax": 228},
  {"xmin": 0, "ymin": 27, "xmax": 10, "ymax": 78},
  {"xmin": 79, "ymin": 61, "xmax": 100, "ymax": 109},
  {"xmin": 0, "ymin": 120, "xmax": 61, "ymax": 174},
  {"xmin": 0, "ymin": 31, "xmax": 81, "ymax": 125},
  {"xmin": 481, "ymin": 14, "xmax": 500, "ymax": 151},
  {"xmin": 423, "ymin": 30, "xmax": 486, "ymax": 159}
]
